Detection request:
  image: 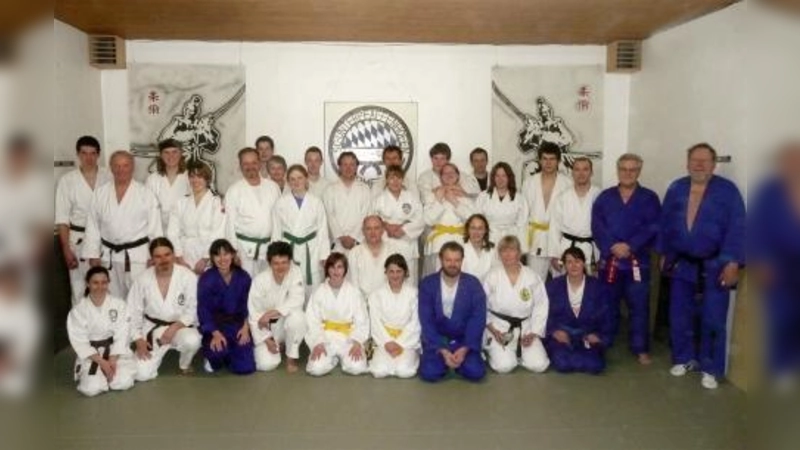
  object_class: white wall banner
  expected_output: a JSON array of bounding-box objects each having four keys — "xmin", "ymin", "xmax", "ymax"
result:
[
  {"xmin": 324, "ymin": 102, "xmax": 418, "ymax": 186},
  {"xmin": 128, "ymin": 64, "xmax": 246, "ymax": 192},
  {"xmin": 491, "ymin": 65, "xmax": 604, "ymax": 182}
]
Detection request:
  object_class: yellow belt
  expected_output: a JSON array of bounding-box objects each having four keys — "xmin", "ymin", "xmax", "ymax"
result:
[
  {"xmin": 384, "ymin": 325, "xmax": 403, "ymax": 339},
  {"xmin": 527, "ymin": 221, "xmax": 549, "ymax": 247},
  {"xmin": 323, "ymin": 320, "xmax": 352, "ymax": 335},
  {"xmin": 427, "ymin": 224, "xmax": 464, "ymax": 243}
]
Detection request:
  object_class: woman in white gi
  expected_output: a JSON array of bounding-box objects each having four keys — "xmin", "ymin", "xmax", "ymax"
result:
[
  {"xmin": 128, "ymin": 238, "xmax": 201, "ymax": 380},
  {"xmin": 483, "ymin": 236, "xmax": 550, "ymax": 374},
  {"xmin": 167, "ymin": 161, "xmax": 226, "ymax": 275},
  {"xmin": 67, "ymin": 266, "xmax": 136, "ymax": 396},
  {"xmin": 461, "ymin": 214, "xmax": 497, "ymax": 282},
  {"xmin": 423, "ymin": 163, "xmax": 476, "ymax": 276},
  {"xmin": 476, "ymin": 162, "xmax": 528, "ymax": 251},
  {"xmin": 145, "ymin": 139, "xmax": 190, "ymax": 230},
  {"xmin": 371, "ymin": 166, "xmax": 424, "ymax": 284},
  {"xmin": 273, "ymin": 165, "xmax": 331, "ymax": 294},
  {"xmin": 368, "ymin": 254, "xmax": 421, "ymax": 378},
  {"xmin": 305, "ymin": 253, "xmax": 369, "ymax": 376}
]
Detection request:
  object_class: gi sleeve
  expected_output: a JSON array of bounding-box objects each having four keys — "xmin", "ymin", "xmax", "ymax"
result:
[{"xmin": 66, "ymin": 307, "xmax": 97, "ymax": 360}]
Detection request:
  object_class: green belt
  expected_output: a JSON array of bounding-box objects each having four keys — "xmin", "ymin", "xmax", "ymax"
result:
[
  {"xmin": 235, "ymin": 233, "xmax": 271, "ymax": 260},
  {"xmin": 282, "ymin": 231, "xmax": 317, "ymax": 284}
]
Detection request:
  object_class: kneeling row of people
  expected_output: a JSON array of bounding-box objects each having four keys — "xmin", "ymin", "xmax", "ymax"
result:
[{"xmin": 67, "ymin": 236, "xmax": 612, "ymax": 397}]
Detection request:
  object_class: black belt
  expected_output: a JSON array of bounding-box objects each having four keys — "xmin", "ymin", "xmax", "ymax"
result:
[
  {"xmin": 101, "ymin": 237, "xmax": 149, "ymax": 272},
  {"xmin": 489, "ymin": 310, "xmax": 527, "ymax": 357},
  {"xmin": 144, "ymin": 314, "xmax": 176, "ymax": 347},
  {"xmin": 563, "ymin": 232, "xmax": 596, "ymax": 267},
  {"xmin": 672, "ymin": 251, "xmax": 720, "ymax": 299},
  {"xmin": 69, "ymin": 223, "xmax": 86, "ymax": 233},
  {"xmin": 88, "ymin": 337, "xmax": 114, "ymax": 375}
]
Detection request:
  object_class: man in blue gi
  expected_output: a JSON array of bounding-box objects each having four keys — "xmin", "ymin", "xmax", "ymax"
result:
[
  {"xmin": 592, "ymin": 153, "xmax": 661, "ymax": 365},
  {"xmin": 659, "ymin": 143, "xmax": 745, "ymax": 389},
  {"xmin": 418, "ymin": 242, "xmax": 486, "ymax": 382},
  {"xmin": 749, "ymin": 141, "xmax": 800, "ymax": 392}
]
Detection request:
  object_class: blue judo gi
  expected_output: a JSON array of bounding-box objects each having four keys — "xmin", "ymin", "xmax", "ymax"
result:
[
  {"xmin": 418, "ymin": 271, "xmax": 487, "ymax": 382},
  {"xmin": 544, "ymin": 275, "xmax": 614, "ymax": 374},
  {"xmin": 197, "ymin": 267, "xmax": 256, "ymax": 374},
  {"xmin": 749, "ymin": 177, "xmax": 800, "ymax": 376},
  {"xmin": 592, "ymin": 184, "xmax": 661, "ymax": 354},
  {"xmin": 658, "ymin": 175, "xmax": 745, "ymax": 377}
]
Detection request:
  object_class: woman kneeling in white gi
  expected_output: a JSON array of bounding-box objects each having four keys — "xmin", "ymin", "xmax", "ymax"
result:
[
  {"xmin": 305, "ymin": 252, "xmax": 369, "ymax": 376},
  {"xmin": 128, "ymin": 237, "xmax": 202, "ymax": 380},
  {"xmin": 483, "ymin": 235, "xmax": 550, "ymax": 373},
  {"xmin": 368, "ymin": 254, "xmax": 421, "ymax": 378},
  {"xmin": 67, "ymin": 266, "xmax": 136, "ymax": 396}
]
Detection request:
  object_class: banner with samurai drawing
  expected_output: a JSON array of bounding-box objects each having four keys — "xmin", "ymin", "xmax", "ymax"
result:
[
  {"xmin": 129, "ymin": 64, "xmax": 246, "ymax": 192},
  {"xmin": 491, "ymin": 65, "xmax": 604, "ymax": 183}
]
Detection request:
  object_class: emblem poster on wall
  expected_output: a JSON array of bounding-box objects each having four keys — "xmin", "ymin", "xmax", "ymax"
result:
[
  {"xmin": 324, "ymin": 102, "xmax": 418, "ymax": 186},
  {"xmin": 491, "ymin": 65, "xmax": 604, "ymax": 183},
  {"xmin": 129, "ymin": 64, "xmax": 246, "ymax": 193}
]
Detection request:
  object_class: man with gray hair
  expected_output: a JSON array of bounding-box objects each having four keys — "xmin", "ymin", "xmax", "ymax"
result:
[
  {"xmin": 83, "ymin": 151, "xmax": 162, "ymax": 298},
  {"xmin": 591, "ymin": 153, "xmax": 661, "ymax": 365}
]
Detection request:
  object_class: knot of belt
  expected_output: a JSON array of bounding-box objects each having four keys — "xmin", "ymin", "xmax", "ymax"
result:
[
  {"xmin": 101, "ymin": 237, "xmax": 149, "ymax": 272},
  {"xmin": 489, "ymin": 309, "xmax": 527, "ymax": 357},
  {"xmin": 323, "ymin": 320, "xmax": 352, "ymax": 336},
  {"xmin": 526, "ymin": 221, "xmax": 549, "ymax": 248},
  {"xmin": 88, "ymin": 336, "xmax": 114, "ymax": 375},
  {"xmin": 282, "ymin": 231, "xmax": 317, "ymax": 285},
  {"xmin": 427, "ymin": 224, "xmax": 464, "ymax": 243},
  {"xmin": 235, "ymin": 233, "xmax": 271, "ymax": 261}
]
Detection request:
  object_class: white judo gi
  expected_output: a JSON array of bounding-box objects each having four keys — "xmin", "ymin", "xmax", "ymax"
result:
[
  {"xmin": 308, "ymin": 176, "xmax": 334, "ymax": 198},
  {"xmin": 347, "ymin": 240, "xmax": 404, "ymax": 298},
  {"xmin": 247, "ymin": 265, "xmax": 307, "ymax": 372},
  {"xmin": 55, "ymin": 168, "xmax": 111, "ymax": 305},
  {"xmin": 483, "ymin": 265, "xmax": 550, "ymax": 373},
  {"xmin": 462, "ymin": 244, "xmax": 498, "ymax": 283},
  {"xmin": 82, "ymin": 181, "xmax": 163, "ymax": 299},
  {"xmin": 166, "ymin": 190, "xmax": 226, "ymax": 271},
  {"xmin": 67, "ymin": 295, "xmax": 136, "ymax": 397},
  {"xmin": 272, "ymin": 192, "xmax": 331, "ymax": 293},
  {"xmin": 476, "ymin": 190, "xmax": 529, "ymax": 252},
  {"xmin": 417, "ymin": 169, "xmax": 481, "ymax": 206},
  {"xmin": 422, "ymin": 195, "xmax": 475, "ymax": 275},
  {"xmin": 145, "ymin": 172, "xmax": 191, "ymax": 230},
  {"xmin": 520, "ymin": 173, "xmax": 572, "ymax": 280},
  {"xmin": 127, "ymin": 266, "xmax": 201, "ymax": 381},
  {"xmin": 547, "ymin": 186, "xmax": 601, "ymax": 273},
  {"xmin": 305, "ymin": 280, "xmax": 370, "ymax": 376},
  {"xmin": 367, "ymin": 283, "xmax": 421, "ymax": 378},
  {"xmin": 323, "ymin": 179, "xmax": 372, "ymax": 253},
  {"xmin": 224, "ymin": 177, "xmax": 281, "ymax": 277},
  {"xmin": 371, "ymin": 188, "xmax": 425, "ymax": 285}
]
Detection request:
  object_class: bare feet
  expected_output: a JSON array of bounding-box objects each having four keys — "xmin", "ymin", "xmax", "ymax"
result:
[
  {"xmin": 286, "ymin": 358, "xmax": 299, "ymax": 374},
  {"xmin": 179, "ymin": 367, "xmax": 195, "ymax": 376},
  {"xmin": 637, "ymin": 353, "xmax": 652, "ymax": 365}
]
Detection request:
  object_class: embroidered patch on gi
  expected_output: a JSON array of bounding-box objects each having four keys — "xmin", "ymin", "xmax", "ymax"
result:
[
  {"xmin": 109, "ymin": 309, "xmax": 118, "ymax": 322},
  {"xmin": 402, "ymin": 203, "xmax": 412, "ymax": 214},
  {"xmin": 520, "ymin": 288, "xmax": 532, "ymax": 302},
  {"xmin": 177, "ymin": 293, "xmax": 186, "ymax": 306}
]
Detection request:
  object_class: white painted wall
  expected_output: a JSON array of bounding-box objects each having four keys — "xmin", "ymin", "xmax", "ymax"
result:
[
  {"xmin": 628, "ymin": 2, "xmax": 749, "ymax": 196},
  {"xmin": 102, "ymin": 41, "xmax": 630, "ymax": 192},
  {"xmin": 54, "ymin": 20, "xmax": 105, "ymax": 172}
]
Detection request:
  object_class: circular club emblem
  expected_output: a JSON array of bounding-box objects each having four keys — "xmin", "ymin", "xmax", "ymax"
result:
[
  {"xmin": 109, "ymin": 309, "xmax": 118, "ymax": 323},
  {"xmin": 328, "ymin": 105, "xmax": 414, "ymax": 184}
]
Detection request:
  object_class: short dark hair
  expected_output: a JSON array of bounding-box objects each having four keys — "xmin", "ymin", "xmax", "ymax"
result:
[
  {"xmin": 438, "ymin": 241, "xmax": 464, "ymax": 259},
  {"xmin": 237, "ymin": 147, "xmax": 259, "ymax": 162},
  {"xmin": 561, "ymin": 247, "xmax": 586, "ymax": 265},
  {"xmin": 156, "ymin": 139, "xmax": 186, "ymax": 175},
  {"xmin": 324, "ymin": 252, "xmax": 349, "ymax": 277},
  {"xmin": 149, "ymin": 237, "xmax": 175, "ymax": 255},
  {"xmin": 429, "ymin": 142, "xmax": 452, "ymax": 160},
  {"xmin": 572, "ymin": 156, "xmax": 593, "ymax": 171},
  {"xmin": 268, "ymin": 155, "xmax": 287, "ymax": 170},
  {"xmin": 304, "ymin": 146, "xmax": 323, "ymax": 159},
  {"xmin": 687, "ymin": 142, "xmax": 718, "ymax": 161},
  {"xmin": 384, "ymin": 253, "xmax": 409, "ymax": 277},
  {"xmin": 186, "ymin": 160, "xmax": 213, "ymax": 185},
  {"xmin": 83, "ymin": 266, "xmax": 110, "ymax": 297},
  {"xmin": 267, "ymin": 241, "xmax": 293, "ymax": 263},
  {"xmin": 383, "ymin": 145, "xmax": 403, "ymax": 161},
  {"xmin": 538, "ymin": 142, "xmax": 562, "ymax": 162},
  {"xmin": 255, "ymin": 135, "xmax": 274, "ymax": 148},
  {"xmin": 208, "ymin": 239, "xmax": 239, "ymax": 268},
  {"xmin": 384, "ymin": 165, "xmax": 405, "ymax": 181},
  {"xmin": 76, "ymin": 135, "xmax": 101, "ymax": 153},
  {"xmin": 469, "ymin": 147, "xmax": 488, "ymax": 162},
  {"xmin": 337, "ymin": 151, "xmax": 359, "ymax": 167}
]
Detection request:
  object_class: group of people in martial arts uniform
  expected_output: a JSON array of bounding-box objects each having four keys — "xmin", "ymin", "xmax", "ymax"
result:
[{"xmin": 56, "ymin": 133, "xmax": 799, "ymax": 397}]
